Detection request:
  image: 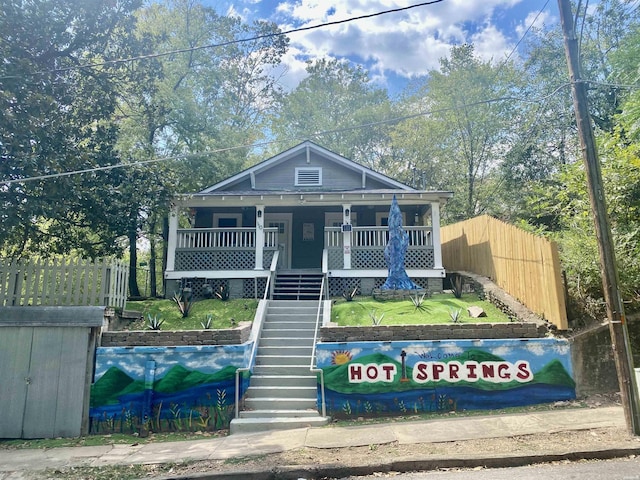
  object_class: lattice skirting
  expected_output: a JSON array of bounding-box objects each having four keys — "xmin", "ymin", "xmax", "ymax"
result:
[
  {"xmin": 175, "ymin": 250, "xmax": 255, "ymax": 271},
  {"xmin": 243, "ymin": 278, "xmax": 267, "ymax": 298},
  {"xmin": 330, "ymin": 277, "xmax": 442, "ymax": 297}
]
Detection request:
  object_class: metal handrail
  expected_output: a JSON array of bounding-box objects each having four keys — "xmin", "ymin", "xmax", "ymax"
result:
[
  {"xmin": 309, "ymin": 249, "xmax": 329, "ymax": 417},
  {"xmin": 234, "ymin": 251, "xmax": 279, "ymax": 419}
]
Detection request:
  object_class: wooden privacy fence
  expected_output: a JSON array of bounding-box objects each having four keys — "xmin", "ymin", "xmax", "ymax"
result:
[
  {"xmin": 441, "ymin": 215, "xmax": 567, "ymax": 330},
  {"xmin": 0, "ymin": 258, "xmax": 129, "ymax": 309}
]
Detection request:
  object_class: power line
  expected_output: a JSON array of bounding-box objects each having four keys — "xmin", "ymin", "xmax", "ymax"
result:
[
  {"xmin": 0, "ymin": 82, "xmax": 573, "ymax": 187},
  {"xmin": 0, "ymin": 0, "xmax": 446, "ymax": 81}
]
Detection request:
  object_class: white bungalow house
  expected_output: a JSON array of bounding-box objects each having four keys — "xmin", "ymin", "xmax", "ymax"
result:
[{"xmin": 165, "ymin": 141, "xmax": 453, "ymax": 300}]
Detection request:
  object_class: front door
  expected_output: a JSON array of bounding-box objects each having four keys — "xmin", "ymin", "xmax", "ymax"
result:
[{"xmin": 265, "ymin": 213, "xmax": 292, "ymax": 269}]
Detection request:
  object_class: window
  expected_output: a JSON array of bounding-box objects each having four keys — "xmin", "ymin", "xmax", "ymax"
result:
[
  {"xmin": 325, "ymin": 212, "xmax": 357, "ymax": 227},
  {"xmin": 295, "ymin": 167, "xmax": 322, "ymax": 186},
  {"xmin": 213, "ymin": 213, "xmax": 242, "ymax": 228}
]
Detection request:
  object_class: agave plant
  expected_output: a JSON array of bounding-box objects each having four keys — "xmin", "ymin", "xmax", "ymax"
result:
[
  {"xmin": 368, "ymin": 309, "xmax": 385, "ymax": 326},
  {"xmin": 147, "ymin": 314, "xmax": 164, "ymax": 330},
  {"xmin": 449, "ymin": 308, "xmax": 463, "ymax": 323},
  {"xmin": 200, "ymin": 314, "xmax": 213, "ymax": 330},
  {"xmin": 173, "ymin": 289, "xmax": 196, "ymax": 318},
  {"xmin": 342, "ymin": 285, "xmax": 358, "ymax": 302},
  {"xmin": 410, "ymin": 292, "xmax": 428, "ymax": 312}
]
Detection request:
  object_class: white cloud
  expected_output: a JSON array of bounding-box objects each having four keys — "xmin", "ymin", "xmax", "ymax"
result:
[
  {"xmin": 525, "ymin": 342, "xmax": 546, "ymax": 356},
  {"xmin": 267, "ymin": 0, "xmax": 532, "ymax": 91}
]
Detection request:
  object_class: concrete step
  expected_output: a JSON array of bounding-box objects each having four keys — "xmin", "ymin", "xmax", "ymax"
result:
[
  {"xmin": 238, "ymin": 409, "xmax": 321, "ymax": 419},
  {"xmin": 262, "ymin": 321, "xmax": 316, "ymax": 333},
  {"xmin": 246, "ymin": 386, "xmax": 317, "ymax": 399},
  {"xmin": 265, "ymin": 313, "xmax": 319, "ymax": 321},
  {"xmin": 256, "ymin": 355, "xmax": 311, "ymax": 366},
  {"xmin": 249, "ymin": 375, "xmax": 317, "ymax": 388},
  {"xmin": 229, "ymin": 415, "xmax": 330, "ymax": 434},
  {"xmin": 257, "ymin": 345, "xmax": 314, "ymax": 357},
  {"xmin": 253, "ymin": 364, "xmax": 311, "ymax": 376},
  {"xmin": 244, "ymin": 397, "xmax": 318, "ymax": 411},
  {"xmin": 260, "ymin": 328, "xmax": 316, "ymax": 338},
  {"xmin": 259, "ymin": 337, "xmax": 315, "ymax": 347}
]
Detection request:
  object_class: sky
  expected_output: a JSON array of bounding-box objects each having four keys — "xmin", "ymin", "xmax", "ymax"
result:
[{"xmin": 204, "ymin": 0, "xmax": 559, "ymax": 96}]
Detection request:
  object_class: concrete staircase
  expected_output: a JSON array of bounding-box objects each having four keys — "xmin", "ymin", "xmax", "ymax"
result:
[{"xmin": 230, "ymin": 299, "xmax": 330, "ymax": 434}]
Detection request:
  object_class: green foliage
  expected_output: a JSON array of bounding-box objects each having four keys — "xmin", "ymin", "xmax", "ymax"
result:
[
  {"xmin": 268, "ymin": 58, "xmax": 393, "ymax": 171},
  {"xmin": 449, "ymin": 308, "xmax": 463, "ymax": 323},
  {"xmin": 332, "ymin": 293, "xmax": 508, "ymax": 326},
  {"xmin": 200, "ymin": 314, "xmax": 213, "ymax": 330},
  {"xmin": 215, "ymin": 284, "xmax": 230, "ymax": 301},
  {"xmin": 342, "ymin": 286, "xmax": 359, "ymax": 302},
  {"xmin": 410, "ymin": 292, "xmax": 428, "ymax": 312},
  {"xmin": 368, "ymin": 309, "xmax": 385, "ymax": 326},
  {"xmin": 126, "ymin": 298, "xmax": 257, "ymax": 330},
  {"xmin": 451, "ymin": 274, "xmax": 464, "ymax": 299},
  {"xmin": 172, "ymin": 290, "xmax": 196, "ymax": 318},
  {"xmin": 0, "ymin": 0, "xmax": 142, "ymax": 258},
  {"xmin": 147, "ymin": 314, "xmax": 164, "ymax": 331}
]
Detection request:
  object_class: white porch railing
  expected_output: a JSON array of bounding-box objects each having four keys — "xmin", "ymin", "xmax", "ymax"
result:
[
  {"xmin": 177, "ymin": 227, "xmax": 278, "ymax": 249},
  {"xmin": 325, "ymin": 226, "xmax": 433, "ymax": 248}
]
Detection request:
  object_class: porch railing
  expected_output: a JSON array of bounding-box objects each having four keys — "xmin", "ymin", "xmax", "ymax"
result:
[
  {"xmin": 325, "ymin": 226, "xmax": 433, "ymax": 248},
  {"xmin": 176, "ymin": 227, "xmax": 278, "ymax": 250}
]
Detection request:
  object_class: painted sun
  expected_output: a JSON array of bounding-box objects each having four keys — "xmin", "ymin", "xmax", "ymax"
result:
[{"xmin": 331, "ymin": 350, "xmax": 353, "ymax": 365}]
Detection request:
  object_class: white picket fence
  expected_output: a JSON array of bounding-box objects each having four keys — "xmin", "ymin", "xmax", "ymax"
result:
[{"xmin": 0, "ymin": 258, "xmax": 129, "ymax": 309}]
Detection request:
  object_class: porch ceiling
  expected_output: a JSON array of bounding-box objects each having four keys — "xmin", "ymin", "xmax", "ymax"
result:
[{"xmin": 176, "ymin": 189, "xmax": 453, "ymax": 208}]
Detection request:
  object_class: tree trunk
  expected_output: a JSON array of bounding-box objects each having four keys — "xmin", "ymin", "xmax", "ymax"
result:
[
  {"xmin": 128, "ymin": 222, "xmax": 140, "ymax": 298},
  {"xmin": 162, "ymin": 215, "xmax": 169, "ymax": 297},
  {"xmin": 149, "ymin": 217, "xmax": 158, "ymax": 298}
]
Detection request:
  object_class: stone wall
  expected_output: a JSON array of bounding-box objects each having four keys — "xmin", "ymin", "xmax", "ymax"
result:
[
  {"xmin": 457, "ymin": 271, "xmax": 546, "ymax": 326},
  {"xmin": 100, "ymin": 322, "xmax": 251, "ymax": 347},
  {"xmin": 320, "ymin": 322, "xmax": 546, "ymax": 342}
]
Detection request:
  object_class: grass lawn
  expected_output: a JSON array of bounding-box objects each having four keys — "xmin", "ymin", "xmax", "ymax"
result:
[
  {"xmin": 124, "ymin": 298, "xmax": 258, "ymax": 330},
  {"xmin": 331, "ymin": 292, "xmax": 511, "ymax": 325},
  {"xmin": 123, "ymin": 293, "xmax": 509, "ymax": 331}
]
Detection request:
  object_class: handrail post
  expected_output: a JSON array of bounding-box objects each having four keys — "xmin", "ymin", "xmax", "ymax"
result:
[
  {"xmin": 234, "ymin": 250, "xmax": 279, "ymax": 419},
  {"xmin": 309, "ymin": 249, "xmax": 329, "ymax": 418}
]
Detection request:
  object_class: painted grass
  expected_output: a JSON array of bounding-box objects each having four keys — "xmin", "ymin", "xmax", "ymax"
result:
[
  {"xmin": 331, "ymin": 293, "xmax": 511, "ymax": 325},
  {"xmin": 124, "ymin": 298, "xmax": 258, "ymax": 330}
]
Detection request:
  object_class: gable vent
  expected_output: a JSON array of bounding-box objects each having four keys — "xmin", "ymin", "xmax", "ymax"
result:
[{"xmin": 295, "ymin": 167, "xmax": 322, "ymax": 186}]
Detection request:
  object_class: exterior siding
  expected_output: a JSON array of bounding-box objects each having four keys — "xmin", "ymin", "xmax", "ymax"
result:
[{"xmin": 221, "ymin": 152, "xmax": 395, "ymax": 191}]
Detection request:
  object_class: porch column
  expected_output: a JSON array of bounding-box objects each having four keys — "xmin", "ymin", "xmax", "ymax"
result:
[
  {"xmin": 166, "ymin": 204, "xmax": 179, "ymax": 272},
  {"xmin": 255, "ymin": 205, "xmax": 265, "ymax": 270},
  {"xmin": 343, "ymin": 204, "xmax": 352, "ymax": 269},
  {"xmin": 431, "ymin": 202, "xmax": 443, "ymax": 270}
]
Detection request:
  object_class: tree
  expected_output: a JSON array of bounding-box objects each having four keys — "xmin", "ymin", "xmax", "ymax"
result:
[
  {"xmin": 392, "ymin": 44, "xmax": 522, "ymax": 221},
  {"xmin": 0, "ymin": 0, "xmax": 142, "ymax": 258},
  {"xmin": 269, "ymin": 58, "xmax": 394, "ymax": 172},
  {"xmin": 115, "ymin": 0, "xmax": 288, "ymax": 295}
]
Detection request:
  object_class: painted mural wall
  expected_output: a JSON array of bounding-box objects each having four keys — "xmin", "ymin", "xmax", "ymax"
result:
[
  {"xmin": 90, "ymin": 344, "xmax": 251, "ymax": 434},
  {"xmin": 315, "ymin": 338, "xmax": 576, "ymax": 418}
]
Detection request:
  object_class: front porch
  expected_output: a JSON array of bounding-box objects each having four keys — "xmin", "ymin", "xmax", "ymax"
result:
[{"xmin": 165, "ymin": 197, "xmax": 447, "ymax": 298}]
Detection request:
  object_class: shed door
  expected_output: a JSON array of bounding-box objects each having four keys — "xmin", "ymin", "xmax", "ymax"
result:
[{"xmin": 0, "ymin": 327, "xmax": 90, "ymax": 438}]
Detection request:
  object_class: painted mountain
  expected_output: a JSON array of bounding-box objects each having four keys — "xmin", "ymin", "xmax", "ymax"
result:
[
  {"xmin": 91, "ymin": 364, "xmax": 238, "ymax": 407},
  {"xmin": 322, "ymin": 350, "xmax": 575, "ymax": 395}
]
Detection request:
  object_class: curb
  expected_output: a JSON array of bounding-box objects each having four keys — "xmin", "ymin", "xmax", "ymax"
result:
[{"xmin": 152, "ymin": 446, "xmax": 640, "ymax": 480}]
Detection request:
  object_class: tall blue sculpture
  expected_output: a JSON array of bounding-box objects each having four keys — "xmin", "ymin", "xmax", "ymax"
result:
[{"xmin": 381, "ymin": 195, "xmax": 419, "ymax": 290}]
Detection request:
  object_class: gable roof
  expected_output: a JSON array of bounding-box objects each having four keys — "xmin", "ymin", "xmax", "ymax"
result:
[{"xmin": 198, "ymin": 140, "xmax": 413, "ymax": 194}]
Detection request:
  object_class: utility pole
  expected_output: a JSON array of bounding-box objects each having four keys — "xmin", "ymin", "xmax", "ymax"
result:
[{"xmin": 558, "ymin": 0, "xmax": 640, "ymax": 435}]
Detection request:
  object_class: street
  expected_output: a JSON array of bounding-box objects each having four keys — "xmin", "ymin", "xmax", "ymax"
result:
[{"xmin": 337, "ymin": 456, "xmax": 640, "ymax": 480}]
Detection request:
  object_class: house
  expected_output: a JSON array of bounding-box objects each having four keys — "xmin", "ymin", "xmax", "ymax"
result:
[{"xmin": 165, "ymin": 141, "xmax": 453, "ymax": 299}]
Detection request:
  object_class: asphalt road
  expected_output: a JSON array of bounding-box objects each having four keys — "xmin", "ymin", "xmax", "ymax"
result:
[{"xmin": 337, "ymin": 456, "xmax": 640, "ymax": 480}]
